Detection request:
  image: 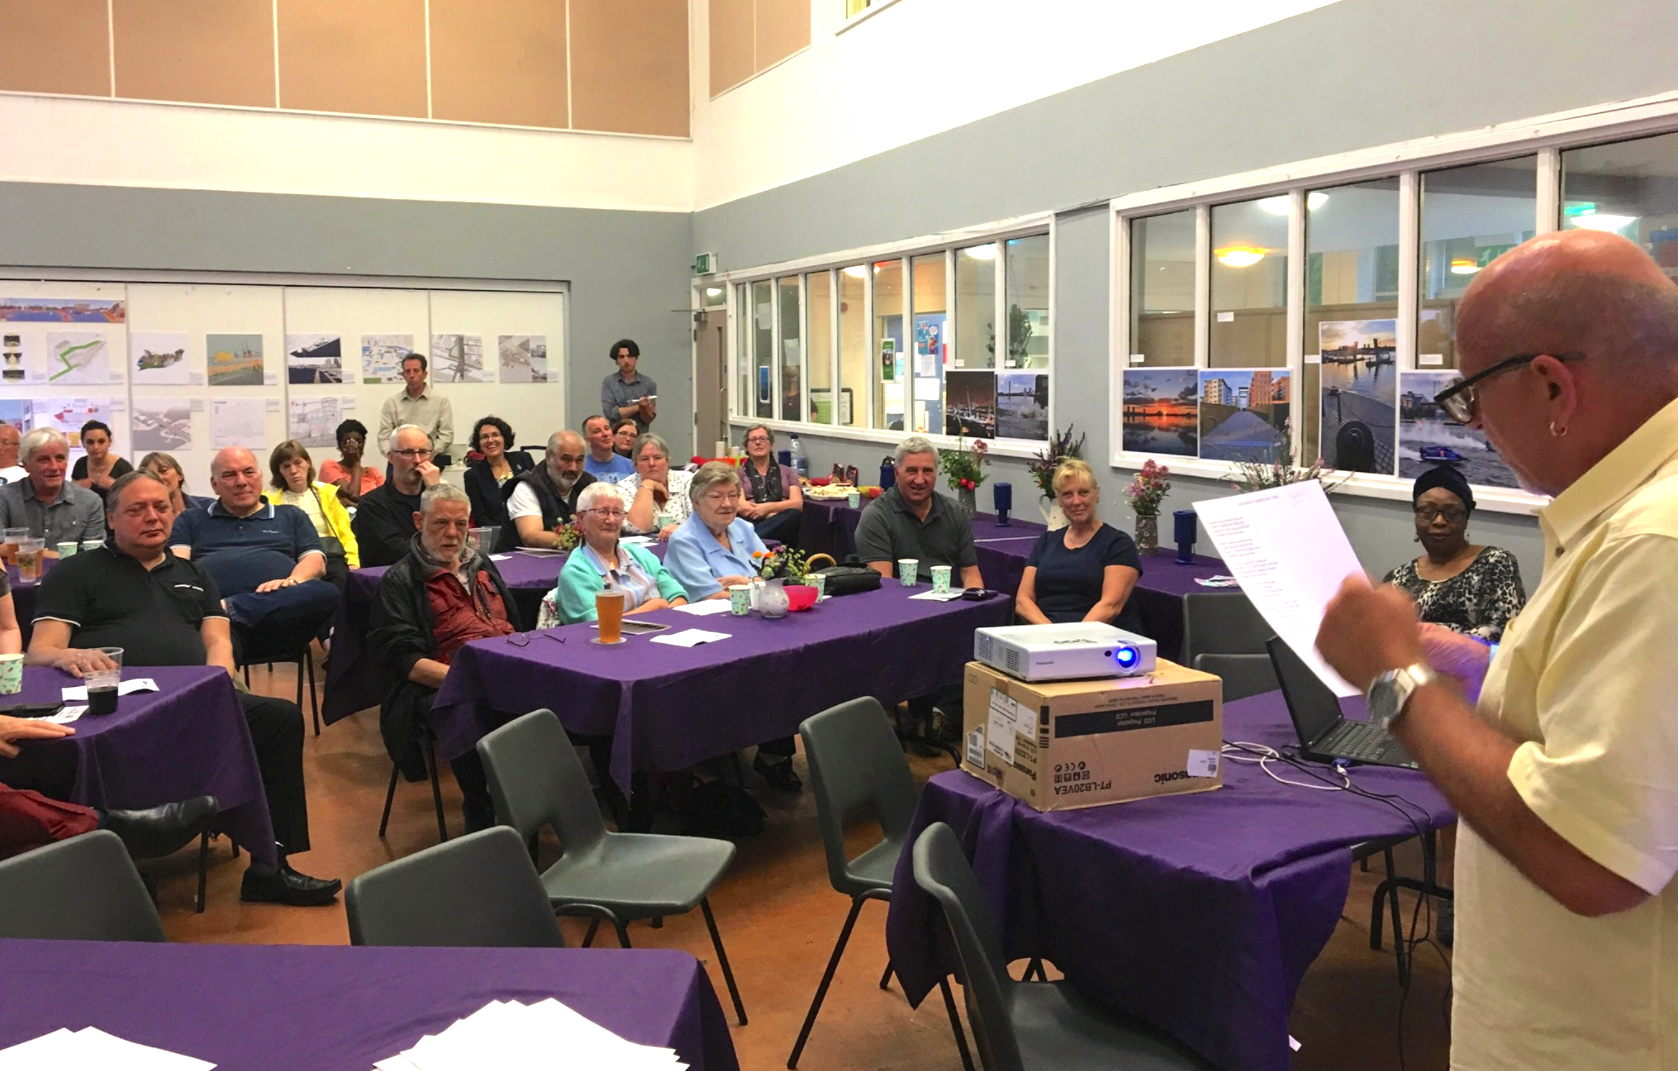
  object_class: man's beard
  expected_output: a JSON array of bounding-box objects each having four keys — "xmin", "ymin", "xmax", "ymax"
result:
[{"xmin": 552, "ymin": 469, "xmax": 577, "ymax": 496}]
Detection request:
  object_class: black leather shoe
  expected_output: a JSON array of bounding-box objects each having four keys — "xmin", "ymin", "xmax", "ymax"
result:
[
  {"xmin": 100, "ymin": 796, "xmax": 219, "ymax": 860},
  {"xmin": 240, "ymin": 864, "xmax": 342, "ymax": 906},
  {"xmin": 753, "ymin": 754, "xmax": 803, "ymax": 792}
]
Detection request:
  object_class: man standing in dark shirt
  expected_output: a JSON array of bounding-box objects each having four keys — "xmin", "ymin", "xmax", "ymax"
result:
[
  {"xmin": 355, "ymin": 424, "xmax": 440, "ymax": 567},
  {"xmin": 27, "ymin": 471, "xmax": 340, "ymax": 905}
]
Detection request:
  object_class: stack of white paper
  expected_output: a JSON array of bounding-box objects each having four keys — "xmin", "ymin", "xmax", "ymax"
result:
[
  {"xmin": 372, "ymin": 999, "xmax": 686, "ymax": 1071},
  {"xmin": 0, "ymin": 1026, "xmax": 215, "ymax": 1070}
]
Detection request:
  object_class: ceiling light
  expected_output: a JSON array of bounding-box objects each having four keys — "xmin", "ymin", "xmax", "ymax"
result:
[
  {"xmin": 704, "ymin": 287, "xmax": 722, "ymax": 297},
  {"xmin": 963, "ymin": 245, "xmax": 998, "ymax": 260},
  {"xmin": 1258, "ymin": 192, "xmax": 1329, "ymax": 215},
  {"xmin": 1572, "ymin": 212, "xmax": 1638, "ymax": 232},
  {"xmin": 1215, "ymin": 247, "xmax": 1266, "ymax": 268},
  {"xmin": 843, "ymin": 265, "xmax": 866, "ymax": 278},
  {"xmin": 1450, "ymin": 258, "xmax": 1480, "ymax": 275}
]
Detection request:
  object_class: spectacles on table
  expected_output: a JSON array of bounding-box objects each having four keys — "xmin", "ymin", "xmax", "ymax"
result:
[
  {"xmin": 1432, "ymin": 351, "xmax": 1586, "ymax": 423},
  {"xmin": 507, "ymin": 631, "xmax": 566, "ymax": 647}
]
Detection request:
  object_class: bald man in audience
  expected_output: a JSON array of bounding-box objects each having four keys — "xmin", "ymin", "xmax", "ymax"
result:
[
  {"xmin": 1317, "ymin": 230, "xmax": 1678, "ymax": 1068},
  {"xmin": 504, "ymin": 430, "xmax": 596, "ymax": 550},
  {"xmin": 354, "ymin": 424, "xmax": 441, "ymax": 567}
]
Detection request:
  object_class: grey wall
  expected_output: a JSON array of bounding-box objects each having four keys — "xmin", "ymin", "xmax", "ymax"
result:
[
  {"xmin": 0, "ymin": 182, "xmax": 697, "ymax": 456},
  {"xmin": 695, "ymin": 0, "xmax": 1678, "ymax": 587}
]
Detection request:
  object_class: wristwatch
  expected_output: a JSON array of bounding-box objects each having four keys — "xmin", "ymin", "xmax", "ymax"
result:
[{"xmin": 1367, "ymin": 663, "xmax": 1439, "ymax": 731}]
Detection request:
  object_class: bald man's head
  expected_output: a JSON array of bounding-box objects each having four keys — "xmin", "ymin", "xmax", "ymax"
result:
[
  {"xmin": 547, "ymin": 430, "xmax": 586, "ymax": 491},
  {"xmin": 209, "ymin": 446, "xmax": 264, "ymax": 514}
]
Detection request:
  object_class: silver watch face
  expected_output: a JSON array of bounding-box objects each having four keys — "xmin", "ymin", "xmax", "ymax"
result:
[{"xmin": 1369, "ymin": 673, "xmax": 1402, "ymax": 727}]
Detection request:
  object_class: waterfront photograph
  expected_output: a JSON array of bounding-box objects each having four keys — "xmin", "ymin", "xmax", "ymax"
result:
[
  {"xmin": 996, "ymin": 372, "xmax": 1048, "ymax": 440},
  {"xmin": 1397, "ymin": 370, "xmax": 1520, "ymax": 488},
  {"xmin": 1319, "ymin": 319, "xmax": 1397, "ymax": 474},
  {"xmin": 1198, "ymin": 368, "xmax": 1290, "ymax": 462},
  {"xmin": 1122, "ymin": 368, "xmax": 1198, "ymax": 456}
]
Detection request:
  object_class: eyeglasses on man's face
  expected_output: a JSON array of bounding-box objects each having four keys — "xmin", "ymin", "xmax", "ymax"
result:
[
  {"xmin": 391, "ymin": 447, "xmax": 433, "ymax": 459},
  {"xmin": 1433, "ymin": 352, "xmax": 1586, "ymax": 423}
]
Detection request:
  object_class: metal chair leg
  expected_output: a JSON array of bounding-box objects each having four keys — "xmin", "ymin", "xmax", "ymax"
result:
[
  {"xmin": 938, "ymin": 976, "xmax": 977, "ymax": 1071},
  {"xmin": 1022, "ymin": 957, "xmax": 1047, "ymax": 982},
  {"xmin": 700, "ymin": 897, "xmax": 748, "ymax": 1026},
  {"xmin": 788, "ymin": 896, "xmax": 866, "ymax": 1067},
  {"xmin": 306, "ymin": 650, "xmax": 320, "ymax": 736},
  {"xmin": 421, "ymin": 732, "xmax": 448, "ymax": 843},
  {"xmin": 879, "ymin": 961, "xmax": 894, "ymax": 990},
  {"xmin": 377, "ymin": 762, "xmax": 400, "ymax": 838},
  {"xmin": 195, "ymin": 830, "xmax": 211, "ymax": 913},
  {"xmin": 580, "ymin": 918, "xmax": 601, "ymax": 948},
  {"xmin": 614, "ymin": 917, "xmax": 633, "ymax": 948}
]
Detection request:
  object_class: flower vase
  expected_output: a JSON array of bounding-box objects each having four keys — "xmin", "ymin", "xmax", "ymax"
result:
[
  {"xmin": 1040, "ymin": 498, "xmax": 1068, "ymax": 530},
  {"xmin": 958, "ymin": 486, "xmax": 977, "ymax": 518},
  {"xmin": 759, "ymin": 577, "xmax": 790, "ymax": 619},
  {"xmin": 1134, "ymin": 514, "xmax": 1160, "ymax": 555}
]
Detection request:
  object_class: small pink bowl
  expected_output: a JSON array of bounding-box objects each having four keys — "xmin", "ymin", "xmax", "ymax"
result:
[{"xmin": 785, "ymin": 585, "xmax": 819, "ymax": 612}]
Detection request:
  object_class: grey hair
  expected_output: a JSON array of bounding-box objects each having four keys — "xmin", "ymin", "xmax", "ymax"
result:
[
  {"xmin": 391, "ymin": 423, "xmax": 431, "ymax": 445},
  {"xmin": 894, "ymin": 435, "xmax": 938, "ymax": 466},
  {"xmin": 633, "ymin": 432, "xmax": 669, "ymax": 461},
  {"xmin": 20, "ymin": 427, "xmax": 68, "ymax": 463},
  {"xmin": 689, "ymin": 461, "xmax": 743, "ymax": 503},
  {"xmin": 419, "ymin": 482, "xmax": 471, "ymax": 515},
  {"xmin": 546, "ymin": 429, "xmax": 583, "ymax": 456},
  {"xmin": 743, "ymin": 424, "xmax": 773, "ymax": 447},
  {"xmin": 577, "ymin": 481, "xmax": 622, "ymax": 513}
]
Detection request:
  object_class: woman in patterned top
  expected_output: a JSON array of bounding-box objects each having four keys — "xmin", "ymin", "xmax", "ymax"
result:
[{"xmin": 1383, "ymin": 465, "xmax": 1525, "ymax": 642}]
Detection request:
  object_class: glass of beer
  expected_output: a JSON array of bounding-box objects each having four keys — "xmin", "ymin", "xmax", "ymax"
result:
[
  {"xmin": 15, "ymin": 537, "xmax": 43, "ymax": 583},
  {"xmin": 0, "ymin": 527, "xmax": 25, "ymax": 566},
  {"xmin": 595, "ymin": 589, "xmax": 627, "ymax": 644}
]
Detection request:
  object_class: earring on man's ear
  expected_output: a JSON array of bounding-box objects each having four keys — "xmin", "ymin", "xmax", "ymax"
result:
[{"xmin": 1549, "ymin": 421, "xmax": 1568, "ymax": 438}]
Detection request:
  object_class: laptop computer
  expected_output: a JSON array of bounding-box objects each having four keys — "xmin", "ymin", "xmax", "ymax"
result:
[{"xmin": 1265, "ymin": 636, "xmax": 1418, "ymax": 770}]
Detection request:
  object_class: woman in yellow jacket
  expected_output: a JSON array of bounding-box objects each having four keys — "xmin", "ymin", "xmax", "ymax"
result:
[{"xmin": 263, "ymin": 439, "xmax": 360, "ymax": 583}]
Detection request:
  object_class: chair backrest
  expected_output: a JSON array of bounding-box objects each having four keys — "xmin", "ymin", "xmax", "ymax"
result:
[
  {"xmin": 800, "ymin": 697, "xmax": 920, "ymax": 891},
  {"xmin": 911, "ymin": 823, "xmax": 1022, "ymax": 1071},
  {"xmin": 476, "ymin": 709, "xmax": 607, "ymax": 855},
  {"xmin": 0, "ymin": 830, "xmax": 166, "ymax": 942},
  {"xmin": 346, "ymin": 826, "xmax": 565, "ymax": 947},
  {"xmin": 1181, "ymin": 592, "xmax": 1272, "ymax": 667},
  {"xmin": 1193, "ymin": 652, "xmax": 1279, "ymax": 703}
]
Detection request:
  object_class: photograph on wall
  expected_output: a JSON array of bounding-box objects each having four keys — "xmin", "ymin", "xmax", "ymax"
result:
[
  {"xmin": 130, "ymin": 400, "xmax": 192, "ymax": 452},
  {"xmin": 944, "ymin": 370, "xmax": 997, "ymax": 438},
  {"xmin": 289, "ymin": 397, "xmax": 351, "ymax": 449},
  {"xmin": 211, "ymin": 399, "xmax": 265, "ymax": 449},
  {"xmin": 362, "ymin": 334, "xmax": 415, "ymax": 384},
  {"xmin": 1122, "ymin": 369, "xmax": 1199, "ymax": 457},
  {"xmin": 1398, "ymin": 370, "xmax": 1519, "ymax": 489},
  {"xmin": 1, "ymin": 331, "xmax": 35, "ymax": 383},
  {"xmin": 131, "ymin": 331, "xmax": 192, "ymax": 385},
  {"xmin": 1318, "ymin": 319, "xmax": 1397, "ymax": 473},
  {"xmin": 996, "ymin": 372, "xmax": 1050, "ymax": 441},
  {"xmin": 0, "ymin": 400, "xmax": 29, "ymax": 433},
  {"xmin": 45, "ymin": 331, "xmax": 113, "ymax": 385},
  {"xmin": 431, "ymin": 334, "xmax": 491, "ymax": 383},
  {"xmin": 497, "ymin": 335, "xmax": 547, "ymax": 383},
  {"xmin": 206, "ymin": 334, "xmax": 265, "ymax": 386},
  {"xmin": 1198, "ymin": 369, "xmax": 1291, "ymax": 462},
  {"xmin": 0, "ymin": 297, "xmax": 125, "ymax": 323},
  {"xmin": 287, "ymin": 334, "xmax": 344, "ymax": 384},
  {"xmin": 32, "ymin": 398, "xmax": 117, "ymax": 452}
]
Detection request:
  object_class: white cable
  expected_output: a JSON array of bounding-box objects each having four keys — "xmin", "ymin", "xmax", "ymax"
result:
[{"xmin": 1222, "ymin": 741, "xmax": 1351, "ymax": 792}]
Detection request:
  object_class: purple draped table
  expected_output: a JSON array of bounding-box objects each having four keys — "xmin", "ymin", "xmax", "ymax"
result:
[
  {"xmin": 321, "ymin": 547, "xmax": 665, "ymax": 725},
  {"xmin": 885, "ymin": 690, "xmax": 1455, "ymax": 1071},
  {"xmin": 0, "ymin": 940, "xmax": 740, "ymax": 1071},
  {"xmin": 432, "ymin": 582, "xmax": 1015, "ymax": 794},
  {"xmin": 797, "ymin": 499, "xmax": 1231, "ymax": 659},
  {"xmin": 0, "ymin": 665, "xmax": 278, "ymax": 867},
  {"xmin": 5, "ymin": 557, "xmax": 58, "ymax": 649}
]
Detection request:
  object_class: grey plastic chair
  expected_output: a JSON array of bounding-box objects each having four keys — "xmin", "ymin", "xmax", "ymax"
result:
[
  {"xmin": 477, "ymin": 709, "xmax": 747, "ymax": 1025},
  {"xmin": 787, "ymin": 698, "xmax": 973, "ymax": 1071},
  {"xmin": 1181, "ymin": 592, "xmax": 1273, "ymax": 669},
  {"xmin": 346, "ymin": 826, "xmax": 565, "ymax": 948},
  {"xmin": 0, "ymin": 830, "xmax": 166, "ymax": 942},
  {"xmin": 912, "ymin": 823, "xmax": 1214, "ymax": 1071},
  {"xmin": 1192, "ymin": 652, "xmax": 1279, "ymax": 702}
]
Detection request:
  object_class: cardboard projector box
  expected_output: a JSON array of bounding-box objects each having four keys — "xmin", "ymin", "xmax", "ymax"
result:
[{"xmin": 960, "ymin": 659, "xmax": 1224, "ymax": 811}]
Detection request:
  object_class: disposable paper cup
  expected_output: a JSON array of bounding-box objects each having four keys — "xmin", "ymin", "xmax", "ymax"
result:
[
  {"xmin": 898, "ymin": 559, "xmax": 919, "ymax": 586},
  {"xmin": 809, "ymin": 573, "xmax": 826, "ymax": 599},
  {"xmin": 0, "ymin": 653, "xmax": 21, "ymax": 695},
  {"xmin": 931, "ymin": 565, "xmax": 952, "ymax": 595},
  {"xmin": 846, "ymin": 492, "xmax": 860, "ymax": 508},
  {"xmin": 56, "ymin": 541, "xmax": 78, "ymax": 558},
  {"xmin": 728, "ymin": 584, "xmax": 751, "ymax": 616},
  {"xmin": 654, "ymin": 513, "xmax": 674, "ymax": 531}
]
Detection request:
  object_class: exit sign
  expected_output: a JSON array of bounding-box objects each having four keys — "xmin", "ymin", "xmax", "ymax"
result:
[{"xmin": 694, "ymin": 252, "xmax": 718, "ymax": 275}]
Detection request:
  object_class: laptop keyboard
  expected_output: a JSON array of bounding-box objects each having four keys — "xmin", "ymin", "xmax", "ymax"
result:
[{"xmin": 1323, "ymin": 719, "xmax": 1393, "ymax": 762}]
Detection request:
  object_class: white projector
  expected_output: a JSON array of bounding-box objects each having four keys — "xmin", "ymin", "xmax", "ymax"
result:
[{"xmin": 973, "ymin": 622, "xmax": 1158, "ymax": 683}]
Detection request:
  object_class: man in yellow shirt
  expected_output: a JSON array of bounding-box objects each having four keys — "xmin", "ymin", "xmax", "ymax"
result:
[{"xmin": 1319, "ymin": 229, "xmax": 1678, "ymax": 1069}]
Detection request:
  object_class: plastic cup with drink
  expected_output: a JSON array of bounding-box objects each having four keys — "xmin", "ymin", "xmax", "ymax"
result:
[
  {"xmin": 594, "ymin": 588, "xmax": 627, "ymax": 645},
  {"xmin": 897, "ymin": 558, "xmax": 919, "ymax": 586},
  {"xmin": 86, "ymin": 647, "xmax": 123, "ymax": 715},
  {"xmin": 1, "ymin": 527, "xmax": 25, "ymax": 566},
  {"xmin": 15, "ymin": 537, "xmax": 44, "ymax": 583}
]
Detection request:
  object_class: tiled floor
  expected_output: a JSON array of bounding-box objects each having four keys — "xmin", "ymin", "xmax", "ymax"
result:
[{"xmin": 145, "ymin": 660, "xmax": 1453, "ymax": 1071}]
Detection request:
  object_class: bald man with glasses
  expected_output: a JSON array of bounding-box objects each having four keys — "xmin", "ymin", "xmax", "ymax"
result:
[{"xmin": 353, "ymin": 425, "xmax": 442, "ymax": 568}]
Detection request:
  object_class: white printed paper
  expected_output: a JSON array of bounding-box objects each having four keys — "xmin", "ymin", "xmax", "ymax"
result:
[
  {"xmin": 648, "ymin": 628, "xmax": 731, "ymax": 647},
  {"xmin": 1193, "ymin": 482, "xmax": 1361, "ymax": 696},
  {"xmin": 211, "ymin": 399, "xmax": 265, "ymax": 449},
  {"xmin": 48, "ymin": 705, "xmax": 87, "ymax": 723},
  {"xmin": 61, "ymin": 677, "xmax": 159, "ymax": 701},
  {"xmin": 908, "ymin": 590, "xmax": 965, "ymax": 602},
  {"xmin": 673, "ymin": 599, "xmax": 735, "ymax": 616},
  {"xmin": 1187, "ymin": 749, "xmax": 1220, "ymax": 778},
  {"xmin": 986, "ymin": 687, "xmax": 1026, "ymax": 764},
  {"xmin": 0, "ymin": 1025, "xmax": 215, "ymax": 1071}
]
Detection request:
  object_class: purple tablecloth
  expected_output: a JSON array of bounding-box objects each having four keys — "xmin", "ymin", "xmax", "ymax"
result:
[
  {"xmin": 798, "ymin": 501, "xmax": 1231, "ymax": 659},
  {"xmin": 0, "ymin": 665, "xmax": 278, "ymax": 867},
  {"xmin": 5, "ymin": 558, "xmax": 56, "ymax": 648},
  {"xmin": 433, "ymin": 582, "xmax": 1015, "ymax": 794},
  {"xmin": 885, "ymin": 690, "xmax": 1454, "ymax": 1071},
  {"xmin": 0, "ymin": 940, "xmax": 740, "ymax": 1071}
]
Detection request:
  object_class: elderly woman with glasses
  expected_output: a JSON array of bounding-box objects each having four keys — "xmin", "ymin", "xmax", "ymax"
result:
[
  {"xmin": 1382, "ymin": 465, "xmax": 1525, "ymax": 642},
  {"xmin": 616, "ymin": 432, "xmax": 693, "ymax": 541},
  {"xmin": 537, "ymin": 482, "xmax": 688, "ymax": 627}
]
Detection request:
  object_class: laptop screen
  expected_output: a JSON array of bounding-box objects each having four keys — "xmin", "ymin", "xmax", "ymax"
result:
[{"xmin": 1266, "ymin": 637, "xmax": 1344, "ymax": 746}]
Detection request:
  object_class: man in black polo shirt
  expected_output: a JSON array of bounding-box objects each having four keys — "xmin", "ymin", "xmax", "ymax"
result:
[
  {"xmin": 27, "ymin": 471, "xmax": 340, "ymax": 906},
  {"xmin": 354, "ymin": 424, "xmax": 441, "ymax": 567},
  {"xmin": 854, "ymin": 436, "xmax": 984, "ymax": 752}
]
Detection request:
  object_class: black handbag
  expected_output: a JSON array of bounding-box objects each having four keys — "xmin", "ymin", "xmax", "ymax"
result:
[{"xmin": 807, "ymin": 554, "xmax": 882, "ymax": 597}]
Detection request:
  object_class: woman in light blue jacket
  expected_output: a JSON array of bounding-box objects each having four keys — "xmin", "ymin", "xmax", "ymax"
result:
[
  {"xmin": 663, "ymin": 462, "xmax": 767, "ymax": 601},
  {"xmin": 536, "ymin": 482, "xmax": 687, "ymax": 627}
]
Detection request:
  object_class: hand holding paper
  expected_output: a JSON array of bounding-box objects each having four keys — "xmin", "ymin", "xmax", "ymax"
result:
[{"xmin": 1315, "ymin": 576, "xmax": 1429, "ymax": 692}]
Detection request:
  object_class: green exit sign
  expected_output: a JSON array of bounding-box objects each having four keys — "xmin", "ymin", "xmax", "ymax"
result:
[{"xmin": 694, "ymin": 252, "xmax": 717, "ymax": 275}]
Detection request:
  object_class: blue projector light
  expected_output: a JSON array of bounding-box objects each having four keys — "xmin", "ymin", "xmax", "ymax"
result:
[{"xmin": 1113, "ymin": 646, "xmax": 1139, "ymax": 669}]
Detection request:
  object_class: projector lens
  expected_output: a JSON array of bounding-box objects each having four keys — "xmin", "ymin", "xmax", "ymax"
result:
[{"xmin": 1115, "ymin": 646, "xmax": 1138, "ymax": 668}]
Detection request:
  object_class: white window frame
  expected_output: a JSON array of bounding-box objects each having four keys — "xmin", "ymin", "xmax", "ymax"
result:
[
  {"xmin": 711, "ymin": 213, "xmax": 1054, "ymax": 460},
  {"xmin": 837, "ymin": 0, "xmax": 907, "ymax": 35},
  {"xmin": 1111, "ymin": 87, "xmax": 1678, "ymax": 516}
]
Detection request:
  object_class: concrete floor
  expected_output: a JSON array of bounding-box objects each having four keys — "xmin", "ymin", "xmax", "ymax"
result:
[{"xmin": 144, "ymin": 659, "xmax": 1453, "ymax": 1071}]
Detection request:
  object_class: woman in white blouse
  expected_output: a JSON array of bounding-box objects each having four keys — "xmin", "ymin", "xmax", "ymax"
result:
[{"xmin": 615, "ymin": 433, "xmax": 693, "ymax": 541}]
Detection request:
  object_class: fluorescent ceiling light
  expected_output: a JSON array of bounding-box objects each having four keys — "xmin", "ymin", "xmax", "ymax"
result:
[
  {"xmin": 1258, "ymin": 192, "xmax": 1329, "ymax": 215},
  {"xmin": 963, "ymin": 245, "xmax": 998, "ymax": 260},
  {"xmin": 704, "ymin": 287, "xmax": 722, "ymax": 297},
  {"xmin": 1450, "ymin": 258, "xmax": 1480, "ymax": 275},
  {"xmin": 1215, "ymin": 247, "xmax": 1266, "ymax": 268},
  {"xmin": 1572, "ymin": 212, "xmax": 1638, "ymax": 232},
  {"xmin": 843, "ymin": 265, "xmax": 866, "ymax": 278}
]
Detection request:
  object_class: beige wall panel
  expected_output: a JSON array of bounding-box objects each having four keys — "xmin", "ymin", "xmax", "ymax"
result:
[
  {"xmin": 708, "ymin": 0, "xmax": 753, "ymax": 99},
  {"xmin": 571, "ymin": 0, "xmax": 688, "ymax": 137},
  {"xmin": 755, "ymin": 0, "xmax": 809, "ymax": 70},
  {"xmin": 0, "ymin": 0, "xmax": 111, "ymax": 97},
  {"xmin": 430, "ymin": 0, "xmax": 567, "ymax": 128},
  {"xmin": 113, "ymin": 0, "xmax": 276, "ymax": 108},
  {"xmin": 277, "ymin": 0, "xmax": 428, "ymax": 118}
]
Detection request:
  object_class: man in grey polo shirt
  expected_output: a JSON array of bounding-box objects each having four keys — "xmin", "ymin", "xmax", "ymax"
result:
[
  {"xmin": 601, "ymin": 338, "xmax": 658, "ymax": 435},
  {"xmin": 0, "ymin": 428, "xmax": 105, "ymax": 548},
  {"xmin": 854, "ymin": 436, "xmax": 983, "ymax": 588}
]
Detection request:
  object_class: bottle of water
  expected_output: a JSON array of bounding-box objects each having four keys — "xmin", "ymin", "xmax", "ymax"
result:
[{"xmin": 790, "ymin": 434, "xmax": 808, "ymax": 478}]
